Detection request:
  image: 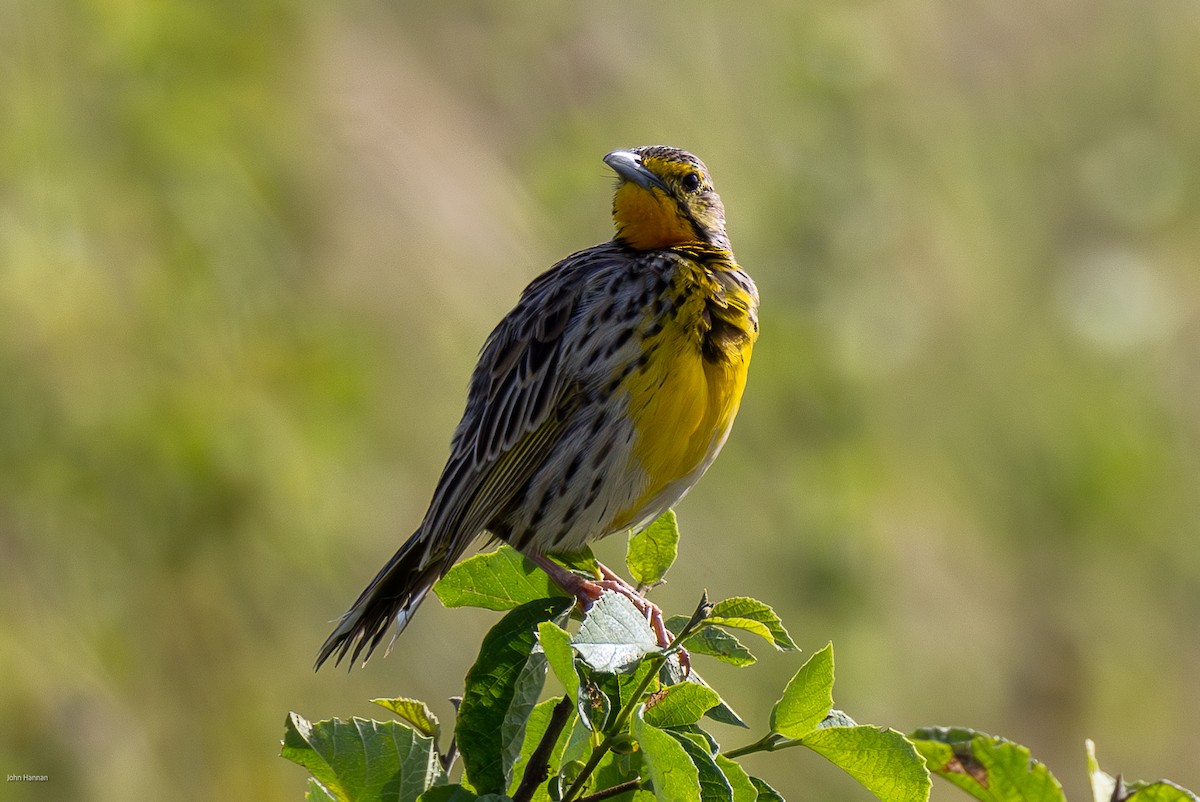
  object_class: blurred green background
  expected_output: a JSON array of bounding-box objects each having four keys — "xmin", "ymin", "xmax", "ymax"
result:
[{"xmin": 3, "ymin": 1, "xmax": 1198, "ymax": 799}]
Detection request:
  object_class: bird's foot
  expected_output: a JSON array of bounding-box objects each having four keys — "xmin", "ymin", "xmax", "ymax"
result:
[{"xmin": 529, "ymin": 554, "xmax": 689, "ymax": 674}]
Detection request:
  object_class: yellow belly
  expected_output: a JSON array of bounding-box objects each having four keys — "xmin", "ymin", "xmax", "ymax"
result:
[{"xmin": 615, "ymin": 324, "xmax": 753, "ymax": 528}]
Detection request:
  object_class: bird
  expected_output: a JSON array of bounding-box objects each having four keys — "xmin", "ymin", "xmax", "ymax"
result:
[{"xmin": 316, "ymin": 145, "xmax": 758, "ymax": 669}]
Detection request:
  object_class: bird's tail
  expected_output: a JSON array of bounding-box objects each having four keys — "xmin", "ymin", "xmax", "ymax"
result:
[{"xmin": 315, "ymin": 528, "xmax": 445, "ymax": 670}]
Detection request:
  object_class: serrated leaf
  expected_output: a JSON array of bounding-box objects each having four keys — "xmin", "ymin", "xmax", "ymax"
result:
[
  {"xmin": 667, "ymin": 729, "xmax": 734, "ymax": 802},
  {"xmin": 632, "ymin": 709, "xmax": 701, "ymax": 801},
  {"xmin": 769, "ymin": 643, "xmax": 834, "ymax": 739},
  {"xmin": 572, "ymin": 591, "xmax": 660, "ymax": 673},
  {"xmin": 911, "ymin": 727, "xmax": 1065, "ymax": 802},
  {"xmin": 1086, "ymin": 740, "xmax": 1198, "ymax": 802},
  {"xmin": 802, "ymin": 725, "xmax": 930, "ymax": 802},
  {"xmin": 538, "ymin": 621, "xmax": 579, "ymax": 700},
  {"xmin": 282, "ymin": 712, "xmax": 444, "ymax": 802},
  {"xmin": 456, "ymin": 597, "xmax": 572, "ymax": 795},
  {"xmin": 750, "ymin": 776, "xmax": 785, "ymax": 802},
  {"xmin": 371, "ymin": 697, "xmax": 441, "ymax": 741},
  {"xmin": 707, "ymin": 597, "xmax": 798, "ymax": 650},
  {"xmin": 644, "ymin": 682, "xmax": 721, "ymax": 728},
  {"xmin": 435, "ymin": 547, "xmax": 569, "ymax": 611},
  {"xmin": 626, "ymin": 509, "xmax": 680, "ymax": 587},
  {"xmin": 505, "ymin": 698, "xmax": 575, "ymax": 801}
]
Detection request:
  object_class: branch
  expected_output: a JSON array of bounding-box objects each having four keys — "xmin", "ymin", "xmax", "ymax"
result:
[
  {"xmin": 577, "ymin": 778, "xmax": 642, "ymax": 802},
  {"xmin": 512, "ymin": 695, "xmax": 575, "ymax": 802}
]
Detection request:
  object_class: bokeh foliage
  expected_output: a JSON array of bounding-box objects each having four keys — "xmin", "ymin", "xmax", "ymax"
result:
[{"xmin": 2, "ymin": 1, "xmax": 1199, "ymax": 800}]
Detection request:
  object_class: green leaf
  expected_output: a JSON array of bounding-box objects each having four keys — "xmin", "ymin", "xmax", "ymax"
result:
[
  {"xmin": 371, "ymin": 697, "xmax": 441, "ymax": 741},
  {"xmin": 632, "ymin": 709, "xmax": 701, "ymax": 802},
  {"xmin": 715, "ymin": 756, "xmax": 757, "ymax": 802},
  {"xmin": 644, "ymin": 682, "xmax": 721, "ymax": 729},
  {"xmin": 434, "ymin": 547, "xmax": 569, "ymax": 611},
  {"xmin": 577, "ymin": 659, "xmax": 656, "ymax": 733},
  {"xmin": 749, "ymin": 776, "xmax": 785, "ymax": 802},
  {"xmin": 618, "ymin": 659, "xmax": 660, "ymax": 710},
  {"xmin": 505, "ymin": 698, "xmax": 575, "ymax": 801},
  {"xmin": 820, "ymin": 709, "xmax": 858, "ymax": 729},
  {"xmin": 707, "ymin": 597, "xmax": 798, "ymax": 651},
  {"xmin": 802, "ymin": 725, "xmax": 930, "ymax": 802},
  {"xmin": 592, "ymin": 748, "xmax": 644, "ymax": 797},
  {"xmin": 560, "ymin": 715, "xmax": 596, "ymax": 768},
  {"xmin": 502, "ymin": 649, "xmax": 549, "ymax": 788},
  {"xmin": 667, "ymin": 729, "xmax": 734, "ymax": 802},
  {"xmin": 660, "ymin": 657, "xmax": 748, "ymax": 728},
  {"xmin": 572, "ymin": 591, "xmax": 660, "ymax": 673},
  {"xmin": 666, "ymin": 617, "xmax": 756, "ymax": 667},
  {"xmin": 626, "ymin": 509, "xmax": 680, "ymax": 587},
  {"xmin": 456, "ymin": 597, "xmax": 572, "ymax": 795},
  {"xmin": 576, "ymin": 676, "xmax": 613, "ymax": 733},
  {"xmin": 769, "ymin": 643, "xmax": 834, "ymax": 739},
  {"xmin": 538, "ymin": 621, "xmax": 579, "ymax": 700},
  {"xmin": 307, "ymin": 778, "xmax": 338, "ymax": 801},
  {"xmin": 417, "ymin": 785, "xmax": 480, "ymax": 802},
  {"xmin": 1123, "ymin": 786, "xmax": 1200, "ymax": 802},
  {"xmin": 547, "ymin": 546, "xmax": 601, "ymax": 576},
  {"xmin": 1086, "ymin": 740, "xmax": 1198, "ymax": 802},
  {"xmin": 282, "ymin": 712, "xmax": 444, "ymax": 802},
  {"xmin": 671, "ymin": 723, "xmax": 720, "ymax": 755},
  {"xmin": 911, "ymin": 727, "xmax": 1064, "ymax": 802}
]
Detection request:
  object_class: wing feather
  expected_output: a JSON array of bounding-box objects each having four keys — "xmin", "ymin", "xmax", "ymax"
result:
[{"xmin": 420, "ymin": 245, "xmax": 621, "ymax": 553}]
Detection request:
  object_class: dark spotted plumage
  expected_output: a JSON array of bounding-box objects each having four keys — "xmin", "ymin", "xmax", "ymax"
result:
[{"xmin": 317, "ymin": 146, "xmax": 757, "ymax": 669}]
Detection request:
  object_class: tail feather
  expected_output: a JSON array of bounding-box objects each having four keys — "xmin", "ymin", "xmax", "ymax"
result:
[{"xmin": 315, "ymin": 530, "xmax": 443, "ymax": 670}]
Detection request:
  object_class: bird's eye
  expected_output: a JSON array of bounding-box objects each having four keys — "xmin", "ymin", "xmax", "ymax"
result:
[{"xmin": 681, "ymin": 172, "xmax": 702, "ymax": 193}]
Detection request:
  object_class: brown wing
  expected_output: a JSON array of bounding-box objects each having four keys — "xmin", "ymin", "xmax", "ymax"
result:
[{"xmin": 417, "ymin": 245, "xmax": 620, "ymax": 563}]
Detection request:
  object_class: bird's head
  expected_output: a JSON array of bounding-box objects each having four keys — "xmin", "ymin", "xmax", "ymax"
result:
[{"xmin": 604, "ymin": 146, "xmax": 729, "ymax": 251}]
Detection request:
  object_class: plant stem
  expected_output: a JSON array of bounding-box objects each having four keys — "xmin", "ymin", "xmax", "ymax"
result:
[
  {"xmin": 512, "ymin": 695, "xmax": 575, "ymax": 802},
  {"xmin": 559, "ymin": 729, "xmax": 615, "ymax": 802},
  {"xmin": 576, "ymin": 778, "xmax": 641, "ymax": 802},
  {"xmin": 721, "ymin": 733, "xmax": 796, "ymax": 760},
  {"xmin": 561, "ymin": 657, "xmax": 663, "ymax": 802},
  {"xmin": 439, "ymin": 696, "xmax": 463, "ymax": 774},
  {"xmin": 561, "ymin": 593, "xmax": 711, "ymax": 802}
]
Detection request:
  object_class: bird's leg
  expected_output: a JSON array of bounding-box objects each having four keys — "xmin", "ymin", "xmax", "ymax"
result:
[{"xmin": 528, "ymin": 554, "xmax": 688, "ymax": 673}]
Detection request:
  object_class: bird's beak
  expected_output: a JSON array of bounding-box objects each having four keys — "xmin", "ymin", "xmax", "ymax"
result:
[{"xmin": 604, "ymin": 150, "xmax": 670, "ymax": 193}]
